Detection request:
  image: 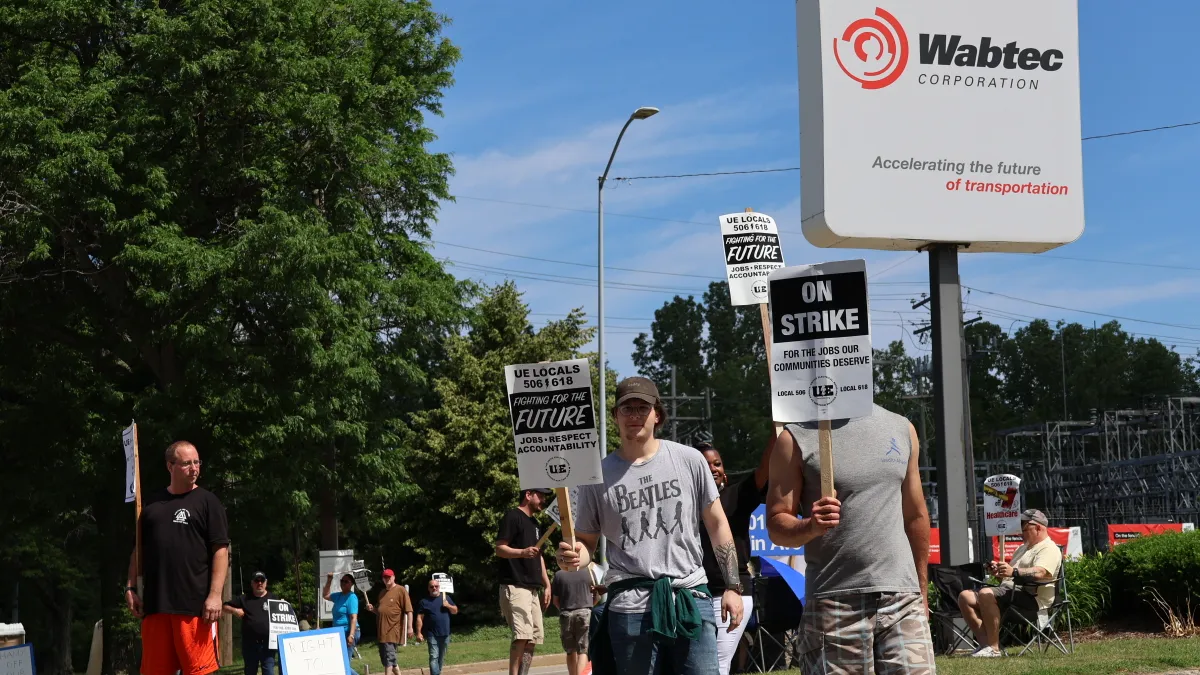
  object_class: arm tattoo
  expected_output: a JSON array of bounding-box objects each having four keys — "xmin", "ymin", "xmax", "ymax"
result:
[{"xmin": 715, "ymin": 542, "xmax": 740, "ymax": 589}]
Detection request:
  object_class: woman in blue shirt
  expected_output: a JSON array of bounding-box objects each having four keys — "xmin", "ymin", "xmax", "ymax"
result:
[{"xmin": 323, "ymin": 572, "xmax": 361, "ymax": 649}]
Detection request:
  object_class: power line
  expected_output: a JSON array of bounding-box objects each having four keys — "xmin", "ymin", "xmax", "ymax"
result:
[
  {"xmin": 963, "ymin": 286, "xmax": 1200, "ymax": 331},
  {"xmin": 435, "ymin": 240, "xmax": 723, "ymax": 280},
  {"xmin": 1023, "ymin": 253, "xmax": 1200, "ymax": 274},
  {"xmin": 609, "ymin": 119, "xmax": 1200, "ymax": 181}
]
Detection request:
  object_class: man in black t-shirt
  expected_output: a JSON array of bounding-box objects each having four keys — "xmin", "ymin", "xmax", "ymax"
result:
[
  {"xmin": 126, "ymin": 440, "xmax": 230, "ymax": 675},
  {"xmin": 224, "ymin": 572, "xmax": 279, "ymax": 675},
  {"xmin": 494, "ymin": 488, "xmax": 552, "ymax": 675}
]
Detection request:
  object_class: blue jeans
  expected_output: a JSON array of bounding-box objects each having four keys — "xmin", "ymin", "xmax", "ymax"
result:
[
  {"xmin": 426, "ymin": 634, "xmax": 451, "ymax": 675},
  {"xmin": 607, "ymin": 599, "xmax": 719, "ymax": 675},
  {"xmin": 242, "ymin": 640, "xmax": 277, "ymax": 675}
]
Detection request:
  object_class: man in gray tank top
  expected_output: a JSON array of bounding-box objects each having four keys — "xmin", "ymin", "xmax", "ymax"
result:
[{"xmin": 767, "ymin": 404, "xmax": 935, "ymax": 674}]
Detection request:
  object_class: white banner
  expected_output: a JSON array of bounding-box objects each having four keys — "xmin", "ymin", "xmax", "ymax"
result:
[
  {"xmin": 122, "ymin": 422, "xmax": 137, "ymax": 503},
  {"xmin": 982, "ymin": 474, "xmax": 1022, "ymax": 537},
  {"xmin": 719, "ymin": 211, "xmax": 785, "ymax": 305},
  {"xmin": 768, "ymin": 260, "xmax": 873, "ymax": 422},
  {"xmin": 431, "ymin": 573, "xmax": 454, "ymax": 594},
  {"xmin": 504, "ymin": 358, "xmax": 603, "ymax": 490},
  {"xmin": 267, "ymin": 598, "xmax": 300, "ymax": 650}
]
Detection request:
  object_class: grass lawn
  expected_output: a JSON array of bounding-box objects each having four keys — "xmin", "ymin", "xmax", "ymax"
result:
[
  {"xmin": 346, "ymin": 617, "xmax": 564, "ymax": 672},
  {"xmin": 766, "ymin": 638, "xmax": 1199, "ymax": 675}
]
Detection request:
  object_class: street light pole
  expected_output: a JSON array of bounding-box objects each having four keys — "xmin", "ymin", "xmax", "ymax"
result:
[{"xmin": 596, "ymin": 106, "xmax": 659, "ymax": 459}]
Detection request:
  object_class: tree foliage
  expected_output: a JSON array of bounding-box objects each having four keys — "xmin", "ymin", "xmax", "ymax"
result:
[{"xmin": 0, "ymin": 0, "xmax": 462, "ymax": 670}]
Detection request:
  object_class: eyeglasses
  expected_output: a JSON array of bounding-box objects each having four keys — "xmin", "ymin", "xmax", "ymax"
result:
[
  {"xmin": 253, "ymin": 579, "xmax": 266, "ymax": 583},
  {"xmin": 617, "ymin": 404, "xmax": 652, "ymax": 418},
  {"xmin": 340, "ymin": 579, "xmax": 353, "ymax": 585},
  {"xmin": 172, "ymin": 460, "xmax": 202, "ymax": 468}
]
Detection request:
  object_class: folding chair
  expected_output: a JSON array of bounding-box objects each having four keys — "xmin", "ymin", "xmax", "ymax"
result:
[
  {"xmin": 999, "ymin": 572, "xmax": 1074, "ymax": 656},
  {"xmin": 928, "ymin": 563, "xmax": 984, "ymax": 655},
  {"xmin": 745, "ymin": 574, "xmax": 799, "ymax": 672}
]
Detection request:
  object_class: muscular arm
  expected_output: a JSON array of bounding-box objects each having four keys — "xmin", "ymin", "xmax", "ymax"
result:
[
  {"xmin": 701, "ymin": 498, "xmax": 739, "ymax": 590},
  {"xmin": 900, "ymin": 423, "xmax": 931, "ymax": 607},
  {"xmin": 766, "ymin": 430, "xmax": 821, "ymax": 547}
]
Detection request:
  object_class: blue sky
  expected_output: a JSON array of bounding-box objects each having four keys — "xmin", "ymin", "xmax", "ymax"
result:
[{"xmin": 427, "ymin": 1, "xmax": 1200, "ymax": 380}]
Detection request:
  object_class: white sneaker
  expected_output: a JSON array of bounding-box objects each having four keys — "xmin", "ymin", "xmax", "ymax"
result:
[{"xmin": 970, "ymin": 646, "xmax": 1001, "ymax": 658}]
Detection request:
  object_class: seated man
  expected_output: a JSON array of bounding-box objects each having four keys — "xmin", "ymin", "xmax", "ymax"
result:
[{"xmin": 958, "ymin": 509, "xmax": 1062, "ymax": 658}]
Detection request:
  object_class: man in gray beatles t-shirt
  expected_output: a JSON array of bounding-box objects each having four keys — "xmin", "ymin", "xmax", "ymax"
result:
[{"xmin": 558, "ymin": 377, "xmax": 742, "ymax": 675}]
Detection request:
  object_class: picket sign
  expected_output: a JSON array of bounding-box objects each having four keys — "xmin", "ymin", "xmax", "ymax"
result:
[
  {"xmin": 122, "ymin": 421, "xmax": 144, "ymax": 595},
  {"xmin": 766, "ymin": 260, "xmax": 874, "ymax": 498}
]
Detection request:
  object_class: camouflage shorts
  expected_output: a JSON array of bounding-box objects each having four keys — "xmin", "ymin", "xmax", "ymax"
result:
[{"xmin": 799, "ymin": 592, "xmax": 936, "ymax": 675}]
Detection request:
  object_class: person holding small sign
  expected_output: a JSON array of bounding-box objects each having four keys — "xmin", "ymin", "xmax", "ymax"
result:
[
  {"xmin": 495, "ymin": 487, "xmax": 553, "ymax": 675},
  {"xmin": 557, "ymin": 377, "xmax": 743, "ymax": 675},
  {"xmin": 322, "ymin": 572, "xmax": 361, "ymax": 650},
  {"xmin": 767, "ymin": 407, "xmax": 934, "ymax": 674},
  {"xmin": 415, "ymin": 577, "xmax": 458, "ymax": 675},
  {"xmin": 364, "ymin": 569, "xmax": 413, "ymax": 675},
  {"xmin": 223, "ymin": 571, "xmax": 280, "ymax": 675}
]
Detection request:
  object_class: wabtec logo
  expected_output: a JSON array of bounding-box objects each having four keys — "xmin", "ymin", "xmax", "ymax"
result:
[{"xmin": 919, "ymin": 34, "xmax": 1064, "ymax": 71}]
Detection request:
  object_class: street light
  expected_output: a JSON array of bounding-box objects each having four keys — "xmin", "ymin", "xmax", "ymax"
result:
[{"xmin": 597, "ymin": 106, "xmax": 659, "ymax": 459}]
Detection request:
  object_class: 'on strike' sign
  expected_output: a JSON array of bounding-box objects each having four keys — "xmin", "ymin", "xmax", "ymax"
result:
[
  {"xmin": 768, "ymin": 260, "xmax": 873, "ymax": 422},
  {"xmin": 504, "ymin": 358, "xmax": 603, "ymax": 490}
]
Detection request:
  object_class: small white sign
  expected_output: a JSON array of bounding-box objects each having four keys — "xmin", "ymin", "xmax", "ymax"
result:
[
  {"xmin": 268, "ymin": 599, "xmax": 300, "ymax": 650},
  {"xmin": 122, "ymin": 423, "xmax": 137, "ymax": 504},
  {"xmin": 504, "ymin": 358, "xmax": 603, "ymax": 490},
  {"xmin": 982, "ymin": 474, "xmax": 1023, "ymax": 537},
  {"xmin": 719, "ymin": 211, "xmax": 785, "ymax": 305},
  {"xmin": 279, "ymin": 627, "xmax": 350, "ymax": 675},
  {"xmin": 544, "ymin": 489, "xmax": 580, "ymax": 528},
  {"xmin": 768, "ymin": 260, "xmax": 873, "ymax": 422},
  {"xmin": 431, "ymin": 573, "xmax": 454, "ymax": 595},
  {"xmin": 797, "ymin": 0, "xmax": 1084, "ymax": 252},
  {"xmin": 0, "ymin": 644, "xmax": 34, "ymax": 675}
]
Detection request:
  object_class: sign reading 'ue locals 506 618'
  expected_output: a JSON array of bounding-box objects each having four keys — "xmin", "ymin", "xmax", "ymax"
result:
[
  {"xmin": 719, "ymin": 211, "xmax": 785, "ymax": 306},
  {"xmin": 767, "ymin": 260, "xmax": 873, "ymax": 422},
  {"xmin": 504, "ymin": 358, "xmax": 603, "ymax": 490}
]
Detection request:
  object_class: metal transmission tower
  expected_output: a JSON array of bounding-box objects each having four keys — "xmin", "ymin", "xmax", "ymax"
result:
[
  {"xmin": 985, "ymin": 397, "xmax": 1200, "ymax": 551},
  {"xmin": 660, "ymin": 365, "xmax": 714, "ymax": 446}
]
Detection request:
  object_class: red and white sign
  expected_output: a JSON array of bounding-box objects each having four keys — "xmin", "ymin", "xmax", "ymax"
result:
[
  {"xmin": 991, "ymin": 527, "xmax": 1080, "ymax": 561},
  {"xmin": 796, "ymin": 0, "xmax": 1084, "ymax": 252},
  {"xmin": 982, "ymin": 474, "xmax": 1021, "ymax": 537},
  {"xmin": 1108, "ymin": 523, "xmax": 1194, "ymax": 549}
]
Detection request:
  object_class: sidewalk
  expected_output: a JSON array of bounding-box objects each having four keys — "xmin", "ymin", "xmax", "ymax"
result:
[{"xmin": 398, "ymin": 654, "xmax": 568, "ymax": 675}]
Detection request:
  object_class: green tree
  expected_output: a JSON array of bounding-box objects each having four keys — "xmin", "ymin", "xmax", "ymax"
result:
[
  {"xmin": 0, "ymin": 0, "xmax": 462, "ymax": 669},
  {"xmin": 399, "ymin": 283, "xmax": 595, "ymax": 597}
]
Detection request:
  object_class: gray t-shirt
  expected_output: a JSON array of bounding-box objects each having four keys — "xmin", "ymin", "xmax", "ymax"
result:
[
  {"xmin": 551, "ymin": 569, "xmax": 594, "ymax": 611},
  {"xmin": 576, "ymin": 440, "xmax": 720, "ymax": 613}
]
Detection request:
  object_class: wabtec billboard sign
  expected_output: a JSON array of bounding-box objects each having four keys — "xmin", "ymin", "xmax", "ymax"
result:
[{"xmin": 798, "ymin": 0, "xmax": 1084, "ymax": 253}]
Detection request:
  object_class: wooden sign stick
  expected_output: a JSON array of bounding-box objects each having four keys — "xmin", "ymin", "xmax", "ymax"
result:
[
  {"xmin": 818, "ymin": 420, "xmax": 835, "ymax": 498},
  {"xmin": 554, "ymin": 486, "xmax": 576, "ymax": 553},
  {"xmin": 749, "ymin": 208, "xmax": 786, "ymax": 439},
  {"xmin": 535, "ymin": 522, "xmax": 559, "ymax": 549}
]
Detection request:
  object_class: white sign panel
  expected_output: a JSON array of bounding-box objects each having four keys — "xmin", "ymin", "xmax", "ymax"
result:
[
  {"xmin": 268, "ymin": 599, "xmax": 300, "ymax": 650},
  {"xmin": 0, "ymin": 645, "xmax": 34, "ymax": 675},
  {"xmin": 797, "ymin": 0, "xmax": 1084, "ymax": 252},
  {"xmin": 504, "ymin": 358, "xmax": 603, "ymax": 490},
  {"xmin": 768, "ymin": 260, "xmax": 873, "ymax": 422},
  {"xmin": 719, "ymin": 211, "xmax": 785, "ymax": 305},
  {"xmin": 317, "ymin": 549, "xmax": 353, "ymax": 622},
  {"xmin": 279, "ymin": 627, "xmax": 350, "ymax": 675},
  {"xmin": 982, "ymin": 474, "xmax": 1022, "ymax": 536},
  {"xmin": 431, "ymin": 573, "xmax": 454, "ymax": 594},
  {"xmin": 122, "ymin": 423, "xmax": 137, "ymax": 504}
]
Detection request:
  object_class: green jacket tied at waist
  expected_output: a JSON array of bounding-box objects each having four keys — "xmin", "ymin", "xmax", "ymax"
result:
[{"xmin": 589, "ymin": 576, "xmax": 711, "ymax": 675}]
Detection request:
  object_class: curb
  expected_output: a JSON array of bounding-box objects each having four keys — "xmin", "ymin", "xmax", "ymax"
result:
[{"xmin": 399, "ymin": 653, "xmax": 563, "ymax": 675}]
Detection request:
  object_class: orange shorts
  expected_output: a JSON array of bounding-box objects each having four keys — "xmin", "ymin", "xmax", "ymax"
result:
[{"xmin": 141, "ymin": 614, "xmax": 220, "ymax": 675}]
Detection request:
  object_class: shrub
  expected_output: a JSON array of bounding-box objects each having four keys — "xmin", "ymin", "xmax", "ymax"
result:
[
  {"xmin": 1106, "ymin": 530, "xmax": 1200, "ymax": 621},
  {"xmin": 1064, "ymin": 554, "xmax": 1111, "ymax": 628}
]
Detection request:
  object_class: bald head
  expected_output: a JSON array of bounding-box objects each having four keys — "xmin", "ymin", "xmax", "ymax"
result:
[{"xmin": 165, "ymin": 440, "xmax": 197, "ymax": 464}]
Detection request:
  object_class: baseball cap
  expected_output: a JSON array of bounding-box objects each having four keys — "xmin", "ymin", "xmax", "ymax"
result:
[
  {"xmin": 615, "ymin": 377, "xmax": 660, "ymax": 407},
  {"xmin": 526, "ymin": 488, "xmax": 553, "ymax": 495},
  {"xmin": 1020, "ymin": 509, "xmax": 1048, "ymax": 526},
  {"xmin": 382, "ymin": 569, "xmax": 395, "ymax": 579},
  {"xmin": 252, "ymin": 571, "xmax": 267, "ymax": 581}
]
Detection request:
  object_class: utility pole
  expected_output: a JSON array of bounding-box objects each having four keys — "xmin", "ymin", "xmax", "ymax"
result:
[{"xmin": 659, "ymin": 366, "xmax": 712, "ymax": 446}]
